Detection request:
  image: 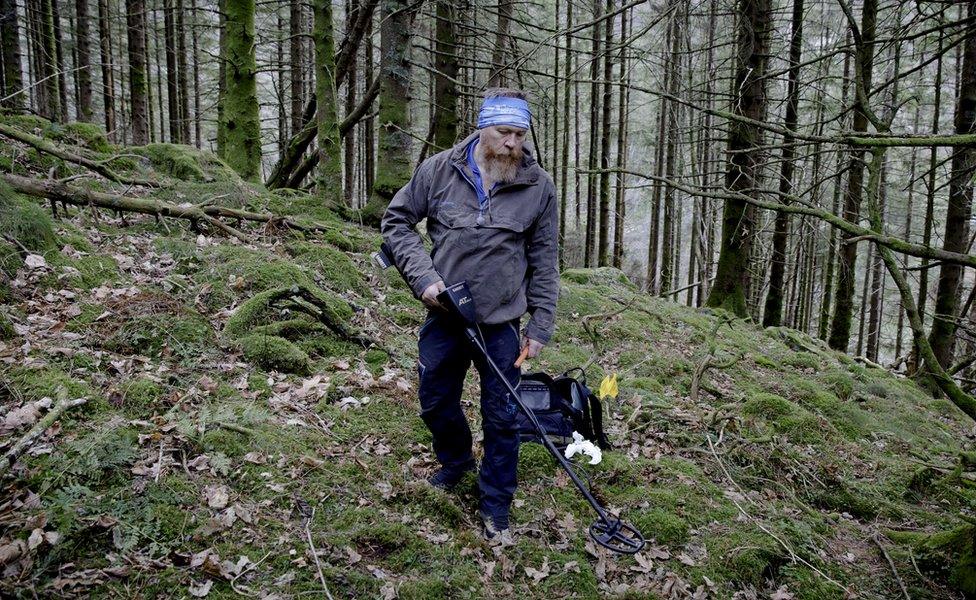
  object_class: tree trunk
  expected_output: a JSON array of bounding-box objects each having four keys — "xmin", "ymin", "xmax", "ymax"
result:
[
  {"xmin": 290, "ymin": 0, "xmax": 303, "ymax": 138},
  {"xmin": 216, "ymin": 0, "xmax": 227, "ymax": 155},
  {"xmin": 896, "ymin": 102, "xmax": 921, "ymax": 362},
  {"xmin": 38, "ymin": 0, "xmax": 62, "ymax": 120},
  {"xmin": 176, "ymin": 0, "xmax": 190, "ymax": 143},
  {"xmin": 828, "ymin": 0, "xmax": 878, "ymax": 352},
  {"xmin": 597, "ymin": 0, "xmax": 614, "ymax": 267},
  {"xmin": 928, "ymin": 2, "xmax": 976, "ymax": 371},
  {"xmin": 312, "ymin": 0, "xmax": 342, "ymax": 205},
  {"xmin": 584, "ymin": 0, "xmax": 602, "ymax": 267},
  {"xmin": 361, "ymin": 0, "xmax": 413, "ymax": 224},
  {"xmin": 191, "ymin": 0, "xmax": 201, "ymax": 147},
  {"xmin": 51, "ymin": 0, "xmax": 68, "ymax": 121},
  {"xmin": 613, "ymin": 6, "xmax": 630, "ymax": 270},
  {"xmin": 430, "ymin": 0, "xmax": 458, "ymax": 152},
  {"xmin": 164, "ymin": 0, "xmax": 179, "ymax": 142},
  {"xmin": 149, "ymin": 0, "xmax": 161, "ymax": 142},
  {"xmin": 488, "ymin": 0, "xmax": 512, "ymax": 87},
  {"xmin": 0, "ymin": 0, "xmax": 23, "ymax": 110},
  {"xmin": 222, "ymin": 0, "xmax": 262, "ymax": 181},
  {"xmin": 558, "ymin": 0, "xmax": 573, "ymax": 269},
  {"xmin": 126, "ymin": 0, "xmax": 149, "ymax": 145},
  {"xmin": 74, "ymin": 0, "xmax": 92, "ymax": 120},
  {"xmin": 762, "ymin": 0, "xmax": 803, "ymax": 327},
  {"xmin": 96, "ymin": 0, "xmax": 115, "ymax": 139},
  {"xmin": 866, "ymin": 161, "xmax": 886, "ymax": 362},
  {"xmin": 362, "ymin": 13, "xmax": 374, "ymax": 198},
  {"xmin": 705, "ymin": 0, "xmax": 771, "ymax": 317}
]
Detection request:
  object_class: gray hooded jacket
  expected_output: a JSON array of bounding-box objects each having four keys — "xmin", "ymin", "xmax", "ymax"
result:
[{"xmin": 380, "ymin": 131, "xmax": 559, "ymax": 344}]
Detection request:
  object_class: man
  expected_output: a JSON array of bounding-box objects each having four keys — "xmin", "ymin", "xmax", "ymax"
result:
[{"xmin": 380, "ymin": 88, "xmax": 559, "ymax": 544}]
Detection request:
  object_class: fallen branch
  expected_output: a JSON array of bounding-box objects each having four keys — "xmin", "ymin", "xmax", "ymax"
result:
[
  {"xmin": 304, "ymin": 507, "xmax": 335, "ymax": 600},
  {"xmin": 0, "ymin": 122, "xmax": 159, "ymax": 188},
  {"xmin": 0, "ymin": 397, "xmax": 88, "ymax": 478},
  {"xmin": 2, "ymin": 172, "xmax": 342, "ymax": 238},
  {"xmin": 872, "ymin": 533, "xmax": 912, "ymax": 600}
]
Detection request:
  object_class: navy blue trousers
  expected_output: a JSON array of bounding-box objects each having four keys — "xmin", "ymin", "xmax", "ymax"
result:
[{"xmin": 417, "ymin": 311, "xmax": 521, "ymax": 519}]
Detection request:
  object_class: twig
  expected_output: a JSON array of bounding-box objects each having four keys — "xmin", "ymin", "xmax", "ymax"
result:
[
  {"xmin": 305, "ymin": 508, "xmax": 335, "ymax": 600},
  {"xmin": 230, "ymin": 550, "xmax": 273, "ymax": 596},
  {"xmin": 0, "ymin": 398, "xmax": 88, "ymax": 478},
  {"xmin": 872, "ymin": 533, "xmax": 911, "ymax": 600},
  {"xmin": 705, "ymin": 432, "xmax": 852, "ymax": 595}
]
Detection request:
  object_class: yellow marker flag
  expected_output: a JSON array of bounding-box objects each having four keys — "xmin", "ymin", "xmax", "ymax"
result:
[{"xmin": 599, "ymin": 373, "xmax": 618, "ymax": 400}]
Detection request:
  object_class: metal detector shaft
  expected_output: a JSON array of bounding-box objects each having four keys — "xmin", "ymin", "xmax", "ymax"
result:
[{"xmin": 464, "ymin": 327, "xmax": 613, "ymax": 524}]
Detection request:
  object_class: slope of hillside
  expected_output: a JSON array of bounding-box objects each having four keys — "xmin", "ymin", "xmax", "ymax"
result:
[{"xmin": 1, "ymin": 120, "xmax": 974, "ymax": 599}]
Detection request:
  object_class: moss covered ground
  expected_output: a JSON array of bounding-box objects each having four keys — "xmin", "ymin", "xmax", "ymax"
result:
[{"xmin": 1, "ymin": 124, "xmax": 974, "ymax": 598}]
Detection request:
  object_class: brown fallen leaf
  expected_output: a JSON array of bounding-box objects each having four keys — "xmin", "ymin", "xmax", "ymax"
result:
[{"xmin": 188, "ymin": 580, "xmax": 213, "ymax": 597}]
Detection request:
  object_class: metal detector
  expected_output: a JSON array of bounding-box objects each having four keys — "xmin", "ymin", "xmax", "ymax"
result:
[{"xmin": 436, "ymin": 281, "xmax": 645, "ymax": 554}]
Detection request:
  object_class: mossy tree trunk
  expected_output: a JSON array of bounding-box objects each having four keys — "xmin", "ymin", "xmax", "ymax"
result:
[
  {"xmin": 597, "ymin": 0, "xmax": 614, "ymax": 267},
  {"xmin": 313, "ymin": 0, "xmax": 342, "ymax": 206},
  {"xmin": 222, "ymin": 0, "xmax": 262, "ymax": 182},
  {"xmin": 705, "ymin": 0, "xmax": 771, "ymax": 317},
  {"xmin": 361, "ymin": 0, "xmax": 413, "ymax": 225},
  {"xmin": 828, "ymin": 0, "xmax": 877, "ymax": 352},
  {"xmin": 216, "ymin": 0, "xmax": 227, "ymax": 156},
  {"xmin": 762, "ymin": 0, "xmax": 803, "ymax": 328},
  {"xmin": 0, "ymin": 0, "xmax": 24, "ymax": 110},
  {"xmin": 430, "ymin": 0, "xmax": 458, "ymax": 152},
  {"xmin": 74, "ymin": 0, "xmax": 92, "ymax": 121},
  {"xmin": 126, "ymin": 0, "xmax": 149, "ymax": 144},
  {"xmin": 927, "ymin": 2, "xmax": 976, "ymax": 374}
]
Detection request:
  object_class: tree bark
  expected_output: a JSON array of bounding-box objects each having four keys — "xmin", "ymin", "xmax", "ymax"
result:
[
  {"xmin": 361, "ymin": 0, "xmax": 413, "ymax": 224},
  {"xmin": 928, "ymin": 2, "xmax": 976, "ymax": 372},
  {"xmin": 222, "ymin": 0, "xmax": 262, "ymax": 181},
  {"xmin": 762, "ymin": 0, "xmax": 804, "ymax": 327},
  {"xmin": 126, "ymin": 0, "xmax": 149, "ymax": 145},
  {"xmin": 488, "ymin": 0, "xmax": 512, "ymax": 87},
  {"xmin": 51, "ymin": 0, "xmax": 68, "ymax": 122},
  {"xmin": 0, "ymin": 0, "xmax": 23, "ymax": 110},
  {"xmin": 191, "ymin": 0, "xmax": 201, "ymax": 147},
  {"xmin": 290, "ymin": 0, "xmax": 303, "ymax": 138},
  {"xmin": 74, "ymin": 0, "xmax": 92, "ymax": 120},
  {"xmin": 584, "ymin": 0, "xmax": 602, "ymax": 267},
  {"xmin": 558, "ymin": 0, "xmax": 573, "ymax": 269},
  {"xmin": 597, "ymin": 0, "xmax": 615, "ymax": 267},
  {"xmin": 164, "ymin": 0, "xmax": 179, "ymax": 142},
  {"xmin": 312, "ymin": 0, "xmax": 342, "ymax": 205},
  {"xmin": 705, "ymin": 0, "xmax": 771, "ymax": 317},
  {"xmin": 430, "ymin": 0, "xmax": 458, "ymax": 152},
  {"xmin": 828, "ymin": 0, "xmax": 878, "ymax": 351},
  {"xmin": 176, "ymin": 0, "xmax": 190, "ymax": 143}
]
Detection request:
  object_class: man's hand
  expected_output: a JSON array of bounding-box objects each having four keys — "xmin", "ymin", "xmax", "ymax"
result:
[
  {"xmin": 521, "ymin": 336, "xmax": 544, "ymax": 359},
  {"xmin": 421, "ymin": 280, "xmax": 447, "ymax": 309}
]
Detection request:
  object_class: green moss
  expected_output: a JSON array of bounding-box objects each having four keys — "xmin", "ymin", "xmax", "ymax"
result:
[
  {"xmin": 240, "ymin": 334, "xmax": 311, "ymax": 374},
  {"xmin": 0, "ymin": 238, "xmax": 21, "ymax": 277},
  {"xmin": 46, "ymin": 121, "xmax": 112, "ymax": 153},
  {"xmin": 250, "ymin": 317, "xmax": 325, "ymax": 339},
  {"xmin": 518, "ymin": 442, "xmax": 558, "ymax": 480},
  {"xmin": 890, "ymin": 525, "xmax": 976, "ymax": 596},
  {"xmin": 742, "ymin": 393, "xmax": 825, "ymax": 443},
  {"xmin": 561, "ymin": 267, "xmax": 634, "ymax": 288},
  {"xmin": 784, "ymin": 352, "xmax": 821, "ymax": 370},
  {"xmin": 103, "ymin": 310, "xmax": 214, "ymax": 360},
  {"xmin": 701, "ymin": 525, "xmax": 785, "ymax": 588},
  {"xmin": 224, "ymin": 285, "xmax": 352, "ymax": 340},
  {"xmin": 0, "ymin": 181, "xmax": 57, "ymax": 253},
  {"xmin": 58, "ymin": 254, "xmax": 119, "ymax": 289},
  {"xmin": 324, "ymin": 229, "xmax": 355, "ymax": 251},
  {"xmin": 285, "ymin": 241, "xmax": 363, "ymax": 292},
  {"xmin": 0, "ymin": 311, "xmax": 15, "ymax": 340},
  {"xmin": 8, "ymin": 364, "xmax": 95, "ymax": 404},
  {"xmin": 117, "ymin": 378, "xmax": 165, "ymax": 418},
  {"xmin": 820, "ymin": 371, "xmax": 854, "ymax": 400},
  {"xmin": 629, "ymin": 508, "xmax": 689, "ymax": 545},
  {"xmin": 781, "ymin": 565, "xmax": 846, "ymax": 600},
  {"xmin": 133, "ymin": 143, "xmax": 239, "ymax": 183}
]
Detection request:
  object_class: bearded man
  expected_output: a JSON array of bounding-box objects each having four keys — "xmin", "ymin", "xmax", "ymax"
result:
[{"xmin": 381, "ymin": 88, "xmax": 559, "ymax": 544}]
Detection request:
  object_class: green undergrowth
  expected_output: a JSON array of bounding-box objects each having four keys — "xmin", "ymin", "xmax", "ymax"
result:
[{"xmin": 1, "ymin": 168, "xmax": 974, "ymax": 598}]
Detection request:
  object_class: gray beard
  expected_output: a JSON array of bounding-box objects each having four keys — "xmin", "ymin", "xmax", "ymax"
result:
[{"xmin": 481, "ymin": 157, "xmax": 519, "ymax": 189}]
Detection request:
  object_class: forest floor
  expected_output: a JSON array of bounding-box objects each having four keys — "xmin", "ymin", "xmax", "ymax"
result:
[{"xmin": 1, "ymin": 116, "xmax": 975, "ymax": 599}]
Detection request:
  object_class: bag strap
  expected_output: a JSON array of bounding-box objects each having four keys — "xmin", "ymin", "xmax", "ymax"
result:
[
  {"xmin": 588, "ymin": 394, "xmax": 611, "ymax": 449},
  {"xmin": 560, "ymin": 367, "xmax": 587, "ymax": 387}
]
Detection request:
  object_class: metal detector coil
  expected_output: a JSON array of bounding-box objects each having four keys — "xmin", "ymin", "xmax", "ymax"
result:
[{"xmin": 437, "ymin": 280, "xmax": 645, "ymax": 555}]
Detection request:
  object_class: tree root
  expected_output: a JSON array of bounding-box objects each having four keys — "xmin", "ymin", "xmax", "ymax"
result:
[{"xmin": 0, "ymin": 397, "xmax": 88, "ymax": 479}]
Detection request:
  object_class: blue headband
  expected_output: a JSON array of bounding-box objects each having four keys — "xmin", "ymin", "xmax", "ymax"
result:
[{"xmin": 477, "ymin": 97, "xmax": 532, "ymax": 130}]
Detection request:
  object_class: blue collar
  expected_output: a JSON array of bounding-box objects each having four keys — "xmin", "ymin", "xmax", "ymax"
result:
[{"xmin": 466, "ymin": 138, "xmax": 491, "ymax": 208}]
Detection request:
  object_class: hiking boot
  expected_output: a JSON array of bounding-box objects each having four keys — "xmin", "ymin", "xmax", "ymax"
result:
[
  {"xmin": 480, "ymin": 510, "xmax": 514, "ymax": 546},
  {"xmin": 427, "ymin": 465, "xmax": 475, "ymax": 491}
]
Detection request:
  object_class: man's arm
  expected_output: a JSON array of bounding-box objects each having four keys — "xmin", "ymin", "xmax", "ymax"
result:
[
  {"xmin": 523, "ymin": 179, "xmax": 559, "ymax": 346},
  {"xmin": 380, "ymin": 162, "xmax": 444, "ymax": 300}
]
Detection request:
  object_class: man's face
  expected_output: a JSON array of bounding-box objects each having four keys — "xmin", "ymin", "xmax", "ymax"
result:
[{"xmin": 480, "ymin": 125, "xmax": 527, "ymax": 159}]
